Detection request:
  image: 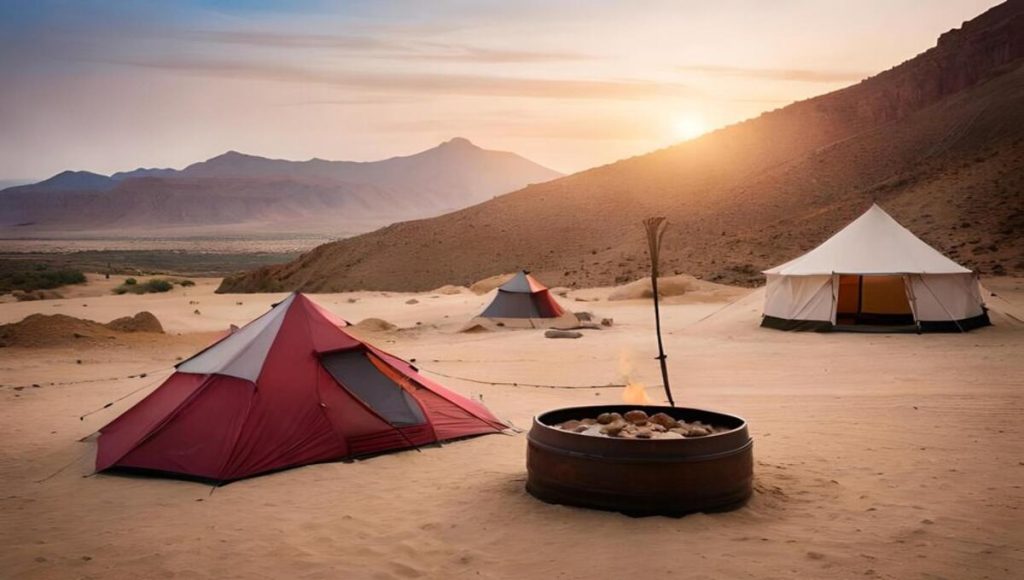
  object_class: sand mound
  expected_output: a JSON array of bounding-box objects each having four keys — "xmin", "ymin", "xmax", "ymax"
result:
[
  {"xmin": 608, "ymin": 275, "xmax": 701, "ymax": 300},
  {"xmin": 431, "ymin": 284, "xmax": 467, "ymax": 295},
  {"xmin": 106, "ymin": 311, "xmax": 164, "ymax": 333},
  {"xmin": 606, "ymin": 275, "xmax": 749, "ymax": 303},
  {"xmin": 469, "ymin": 273, "xmax": 514, "ymax": 295},
  {"xmin": 0, "ymin": 314, "xmax": 117, "ymax": 348},
  {"xmin": 352, "ymin": 318, "xmax": 398, "ymax": 333},
  {"xmin": 0, "ymin": 311, "xmax": 165, "ymax": 348}
]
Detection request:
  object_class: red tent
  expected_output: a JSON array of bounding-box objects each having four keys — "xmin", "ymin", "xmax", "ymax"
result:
[{"xmin": 96, "ymin": 293, "xmax": 506, "ymax": 482}]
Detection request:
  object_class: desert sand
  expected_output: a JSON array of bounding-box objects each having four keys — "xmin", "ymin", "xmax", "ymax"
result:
[{"xmin": 1, "ymin": 276, "xmax": 1022, "ymax": 579}]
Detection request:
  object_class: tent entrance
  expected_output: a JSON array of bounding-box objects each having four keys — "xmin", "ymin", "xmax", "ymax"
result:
[
  {"xmin": 321, "ymin": 350, "xmax": 427, "ymax": 427},
  {"xmin": 835, "ymin": 275, "xmax": 915, "ymax": 327}
]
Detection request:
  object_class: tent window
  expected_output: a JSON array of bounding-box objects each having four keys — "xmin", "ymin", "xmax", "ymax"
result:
[{"xmin": 321, "ymin": 350, "xmax": 426, "ymax": 426}]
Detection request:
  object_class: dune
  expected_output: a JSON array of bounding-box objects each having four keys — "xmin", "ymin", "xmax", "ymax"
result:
[
  {"xmin": 352, "ymin": 317, "xmax": 398, "ymax": 333},
  {"xmin": 607, "ymin": 274, "xmax": 748, "ymax": 303},
  {"xmin": 0, "ymin": 311, "xmax": 163, "ymax": 348},
  {"xmin": 469, "ymin": 273, "xmax": 515, "ymax": 295},
  {"xmin": 104, "ymin": 311, "xmax": 164, "ymax": 333},
  {"xmin": 431, "ymin": 284, "xmax": 468, "ymax": 295}
]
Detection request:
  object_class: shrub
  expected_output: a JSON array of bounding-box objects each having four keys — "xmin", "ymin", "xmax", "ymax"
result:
[
  {"xmin": 112, "ymin": 278, "xmax": 175, "ymax": 295},
  {"xmin": 0, "ymin": 262, "xmax": 86, "ymax": 294},
  {"xmin": 178, "ymin": 279, "xmax": 196, "ymax": 287},
  {"xmin": 145, "ymin": 279, "xmax": 173, "ymax": 293},
  {"xmin": 124, "ymin": 278, "xmax": 138, "ymax": 285}
]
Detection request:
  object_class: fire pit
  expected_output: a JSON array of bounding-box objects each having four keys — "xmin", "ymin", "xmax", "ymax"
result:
[{"xmin": 526, "ymin": 405, "xmax": 753, "ymax": 516}]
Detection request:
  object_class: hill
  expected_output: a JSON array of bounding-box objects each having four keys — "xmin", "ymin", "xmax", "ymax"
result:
[
  {"xmin": 220, "ymin": 1, "xmax": 1024, "ymax": 293},
  {"xmin": 0, "ymin": 138, "xmax": 561, "ymax": 236}
]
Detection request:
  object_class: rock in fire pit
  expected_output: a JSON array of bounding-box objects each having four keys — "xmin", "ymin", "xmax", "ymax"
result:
[{"xmin": 554, "ymin": 409, "xmax": 730, "ymax": 439}]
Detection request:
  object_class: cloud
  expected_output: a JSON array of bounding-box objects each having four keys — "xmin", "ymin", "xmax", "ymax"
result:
[
  {"xmin": 678, "ymin": 65, "xmax": 870, "ymax": 83},
  {"xmin": 101, "ymin": 56, "xmax": 700, "ymax": 100},
  {"xmin": 171, "ymin": 29, "xmax": 592, "ymax": 63}
]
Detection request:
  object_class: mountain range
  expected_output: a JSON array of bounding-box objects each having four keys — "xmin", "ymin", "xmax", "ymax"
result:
[
  {"xmin": 220, "ymin": 0, "xmax": 1024, "ymax": 293},
  {"xmin": 0, "ymin": 138, "xmax": 562, "ymax": 236}
]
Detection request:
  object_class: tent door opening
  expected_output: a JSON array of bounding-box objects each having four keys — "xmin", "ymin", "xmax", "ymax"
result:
[
  {"xmin": 321, "ymin": 350, "xmax": 427, "ymax": 427},
  {"xmin": 835, "ymin": 275, "xmax": 915, "ymax": 327}
]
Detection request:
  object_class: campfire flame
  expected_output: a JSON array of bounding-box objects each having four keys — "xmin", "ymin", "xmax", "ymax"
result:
[
  {"xmin": 618, "ymin": 350, "xmax": 652, "ymax": 404},
  {"xmin": 622, "ymin": 382, "xmax": 652, "ymax": 405}
]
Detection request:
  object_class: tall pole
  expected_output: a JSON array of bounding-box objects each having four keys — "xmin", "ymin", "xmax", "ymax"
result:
[{"xmin": 643, "ymin": 217, "xmax": 675, "ymax": 407}]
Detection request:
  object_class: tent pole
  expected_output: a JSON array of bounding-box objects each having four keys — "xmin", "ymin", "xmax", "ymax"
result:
[{"xmin": 643, "ymin": 217, "xmax": 675, "ymax": 407}]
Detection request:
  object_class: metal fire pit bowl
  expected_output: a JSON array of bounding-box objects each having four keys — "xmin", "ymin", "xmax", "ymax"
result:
[{"xmin": 526, "ymin": 405, "xmax": 753, "ymax": 516}]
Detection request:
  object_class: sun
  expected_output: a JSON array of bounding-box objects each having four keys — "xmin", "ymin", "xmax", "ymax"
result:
[{"xmin": 671, "ymin": 114, "xmax": 708, "ymax": 141}]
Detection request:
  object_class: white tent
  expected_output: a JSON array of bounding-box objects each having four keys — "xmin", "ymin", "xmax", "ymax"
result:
[{"xmin": 761, "ymin": 204, "xmax": 990, "ymax": 332}]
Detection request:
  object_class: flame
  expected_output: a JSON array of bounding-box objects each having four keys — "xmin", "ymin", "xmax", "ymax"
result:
[
  {"xmin": 617, "ymin": 350, "xmax": 635, "ymax": 381},
  {"xmin": 618, "ymin": 350, "xmax": 651, "ymax": 404},
  {"xmin": 622, "ymin": 382, "xmax": 651, "ymax": 405}
]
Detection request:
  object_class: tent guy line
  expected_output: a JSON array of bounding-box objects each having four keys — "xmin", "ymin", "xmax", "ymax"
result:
[
  {"xmin": 2, "ymin": 367, "xmax": 173, "ymax": 391},
  {"xmin": 418, "ymin": 366, "xmax": 663, "ymax": 391}
]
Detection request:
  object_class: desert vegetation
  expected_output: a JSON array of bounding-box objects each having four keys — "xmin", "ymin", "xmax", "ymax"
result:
[
  {"xmin": 0, "ymin": 260, "xmax": 86, "ymax": 295},
  {"xmin": 113, "ymin": 278, "xmax": 174, "ymax": 295}
]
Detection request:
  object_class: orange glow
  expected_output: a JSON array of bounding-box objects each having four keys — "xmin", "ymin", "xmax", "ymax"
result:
[
  {"xmin": 622, "ymin": 382, "xmax": 652, "ymax": 405},
  {"xmin": 671, "ymin": 114, "xmax": 709, "ymax": 141}
]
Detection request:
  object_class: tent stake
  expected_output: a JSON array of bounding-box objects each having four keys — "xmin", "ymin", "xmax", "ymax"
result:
[{"xmin": 643, "ymin": 217, "xmax": 675, "ymax": 407}]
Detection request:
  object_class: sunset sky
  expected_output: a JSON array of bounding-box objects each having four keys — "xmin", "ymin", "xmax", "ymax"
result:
[{"xmin": 0, "ymin": 0, "xmax": 1003, "ymax": 180}]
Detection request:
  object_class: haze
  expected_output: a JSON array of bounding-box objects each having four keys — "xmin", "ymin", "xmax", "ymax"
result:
[{"xmin": 0, "ymin": 0, "xmax": 1002, "ymax": 180}]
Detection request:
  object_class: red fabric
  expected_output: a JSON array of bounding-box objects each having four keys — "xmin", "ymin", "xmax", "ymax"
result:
[
  {"xmin": 95, "ymin": 293, "xmax": 506, "ymax": 482},
  {"xmin": 117, "ymin": 376, "xmax": 253, "ymax": 480},
  {"xmin": 96, "ymin": 373, "xmax": 208, "ymax": 472},
  {"xmin": 532, "ymin": 290, "xmax": 565, "ymax": 317},
  {"xmin": 217, "ymin": 302, "xmax": 347, "ymax": 480},
  {"xmin": 524, "ymin": 273, "xmax": 549, "ymax": 294}
]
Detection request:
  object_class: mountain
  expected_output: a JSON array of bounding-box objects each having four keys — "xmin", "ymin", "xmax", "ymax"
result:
[
  {"xmin": 28, "ymin": 171, "xmax": 116, "ymax": 192},
  {"xmin": 0, "ymin": 138, "xmax": 562, "ymax": 235},
  {"xmin": 220, "ymin": 1, "xmax": 1024, "ymax": 293}
]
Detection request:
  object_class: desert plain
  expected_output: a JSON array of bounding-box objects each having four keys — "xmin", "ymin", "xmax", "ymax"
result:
[{"xmin": 0, "ymin": 274, "xmax": 1021, "ymax": 579}]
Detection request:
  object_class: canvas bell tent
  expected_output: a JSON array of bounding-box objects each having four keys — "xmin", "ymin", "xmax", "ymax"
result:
[
  {"xmin": 761, "ymin": 204, "xmax": 990, "ymax": 332},
  {"xmin": 96, "ymin": 293, "xmax": 507, "ymax": 482},
  {"xmin": 465, "ymin": 271, "xmax": 578, "ymax": 330}
]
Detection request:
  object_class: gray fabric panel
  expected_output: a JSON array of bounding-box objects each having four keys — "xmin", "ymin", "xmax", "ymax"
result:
[
  {"xmin": 321, "ymin": 350, "xmax": 426, "ymax": 427},
  {"xmin": 177, "ymin": 293, "xmax": 294, "ymax": 382},
  {"xmin": 480, "ymin": 291, "xmax": 542, "ymax": 318},
  {"xmin": 500, "ymin": 271, "xmax": 534, "ymax": 294}
]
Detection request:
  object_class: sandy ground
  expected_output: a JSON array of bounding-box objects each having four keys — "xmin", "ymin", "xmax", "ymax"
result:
[{"xmin": 1, "ymin": 277, "xmax": 1022, "ymax": 579}]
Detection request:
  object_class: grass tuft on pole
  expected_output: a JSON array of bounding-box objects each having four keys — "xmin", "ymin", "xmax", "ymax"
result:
[{"xmin": 643, "ymin": 217, "xmax": 675, "ymax": 407}]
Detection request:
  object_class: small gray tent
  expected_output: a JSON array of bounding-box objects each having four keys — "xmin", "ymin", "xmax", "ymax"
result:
[{"xmin": 464, "ymin": 271, "xmax": 579, "ymax": 330}]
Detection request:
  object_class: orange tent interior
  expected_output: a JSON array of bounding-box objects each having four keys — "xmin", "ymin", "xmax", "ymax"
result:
[{"xmin": 836, "ymin": 275, "xmax": 915, "ymax": 326}]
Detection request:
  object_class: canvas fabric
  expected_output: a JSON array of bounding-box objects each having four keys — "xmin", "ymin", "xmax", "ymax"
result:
[{"xmin": 96, "ymin": 293, "xmax": 506, "ymax": 482}]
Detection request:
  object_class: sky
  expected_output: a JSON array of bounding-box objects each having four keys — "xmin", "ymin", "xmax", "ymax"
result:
[{"xmin": 0, "ymin": 0, "xmax": 1005, "ymax": 180}]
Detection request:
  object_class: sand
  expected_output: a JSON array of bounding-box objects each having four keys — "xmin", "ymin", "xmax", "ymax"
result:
[
  {"xmin": 1, "ymin": 276, "xmax": 1022, "ymax": 579},
  {"xmin": 607, "ymin": 274, "xmax": 749, "ymax": 304}
]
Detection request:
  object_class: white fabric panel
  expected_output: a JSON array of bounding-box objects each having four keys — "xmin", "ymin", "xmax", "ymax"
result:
[
  {"xmin": 177, "ymin": 294, "xmax": 294, "ymax": 382},
  {"xmin": 764, "ymin": 205, "xmax": 970, "ymax": 275},
  {"xmin": 763, "ymin": 274, "xmax": 834, "ymax": 321},
  {"xmin": 908, "ymin": 274, "xmax": 985, "ymax": 322}
]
